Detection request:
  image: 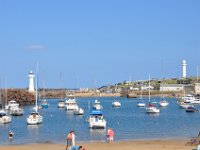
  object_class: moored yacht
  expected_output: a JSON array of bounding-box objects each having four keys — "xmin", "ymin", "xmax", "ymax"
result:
[
  {"xmin": 158, "ymin": 100, "xmax": 169, "ymax": 107},
  {"xmin": 58, "ymin": 99, "xmax": 65, "ymax": 108},
  {"xmin": 40, "ymin": 99, "xmax": 49, "ymax": 108},
  {"xmin": 74, "ymin": 108, "xmax": 84, "ymax": 115},
  {"xmin": 146, "ymin": 102, "xmax": 160, "ymax": 113},
  {"xmin": 65, "ymin": 98, "xmax": 79, "ymax": 111},
  {"xmin": 112, "ymin": 101, "xmax": 121, "ymax": 107},
  {"xmin": 137, "ymin": 101, "xmax": 145, "ymax": 107},
  {"xmin": 185, "ymin": 106, "xmax": 199, "ymax": 112},
  {"xmin": 146, "ymin": 75, "xmax": 160, "ymax": 114},
  {"xmin": 93, "ymin": 100, "xmax": 103, "ymax": 110},
  {"xmin": 88, "ymin": 110, "xmax": 106, "ymax": 129},
  {"xmin": 0, "ymin": 110, "xmax": 11, "ymax": 124},
  {"xmin": 10, "ymin": 107, "xmax": 24, "ymax": 116},
  {"xmin": 5, "ymin": 100, "xmax": 19, "ymax": 110},
  {"xmin": 27, "ymin": 67, "xmax": 43, "ymax": 125},
  {"xmin": 180, "ymin": 94, "xmax": 200, "ymax": 104},
  {"xmin": 27, "ymin": 112, "xmax": 43, "ymax": 125}
]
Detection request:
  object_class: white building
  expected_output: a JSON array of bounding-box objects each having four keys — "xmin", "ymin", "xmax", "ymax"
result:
[
  {"xmin": 28, "ymin": 70, "xmax": 35, "ymax": 93},
  {"xmin": 160, "ymin": 84, "xmax": 183, "ymax": 92},
  {"xmin": 195, "ymin": 83, "xmax": 200, "ymax": 95},
  {"xmin": 182, "ymin": 60, "xmax": 187, "ymax": 79},
  {"xmin": 141, "ymin": 85, "xmax": 154, "ymax": 91}
]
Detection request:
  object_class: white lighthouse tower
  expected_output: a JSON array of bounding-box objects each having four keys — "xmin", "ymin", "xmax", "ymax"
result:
[
  {"xmin": 28, "ymin": 70, "xmax": 35, "ymax": 93},
  {"xmin": 182, "ymin": 60, "xmax": 187, "ymax": 79}
]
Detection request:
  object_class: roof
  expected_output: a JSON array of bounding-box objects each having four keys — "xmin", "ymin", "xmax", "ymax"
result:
[{"xmin": 90, "ymin": 110, "xmax": 103, "ymax": 115}]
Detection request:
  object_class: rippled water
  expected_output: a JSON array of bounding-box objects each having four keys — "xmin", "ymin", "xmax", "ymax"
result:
[{"xmin": 0, "ymin": 97, "xmax": 200, "ymax": 145}]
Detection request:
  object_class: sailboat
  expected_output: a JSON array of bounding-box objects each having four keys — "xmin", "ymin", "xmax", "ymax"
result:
[
  {"xmin": 57, "ymin": 73, "xmax": 65, "ymax": 108},
  {"xmin": 0, "ymin": 78, "xmax": 11, "ymax": 124},
  {"xmin": 159, "ymin": 78, "xmax": 169, "ymax": 107},
  {"xmin": 27, "ymin": 66, "xmax": 43, "ymax": 125},
  {"xmin": 40, "ymin": 81, "xmax": 48, "ymax": 108},
  {"xmin": 146, "ymin": 75, "xmax": 160, "ymax": 113},
  {"xmin": 137, "ymin": 85, "xmax": 145, "ymax": 107}
]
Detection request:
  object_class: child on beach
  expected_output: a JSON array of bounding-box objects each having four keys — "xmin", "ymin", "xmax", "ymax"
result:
[
  {"xmin": 70, "ymin": 145, "xmax": 85, "ymax": 150},
  {"xmin": 107, "ymin": 128, "xmax": 114, "ymax": 144}
]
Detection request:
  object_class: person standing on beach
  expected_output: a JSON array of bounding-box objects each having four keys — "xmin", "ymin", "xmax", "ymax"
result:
[
  {"xmin": 107, "ymin": 128, "xmax": 114, "ymax": 143},
  {"xmin": 66, "ymin": 131, "xmax": 72, "ymax": 150},
  {"xmin": 71, "ymin": 130, "xmax": 75, "ymax": 146}
]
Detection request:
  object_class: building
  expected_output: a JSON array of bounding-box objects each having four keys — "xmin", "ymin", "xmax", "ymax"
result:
[
  {"xmin": 141, "ymin": 85, "xmax": 154, "ymax": 91},
  {"xmin": 160, "ymin": 84, "xmax": 183, "ymax": 92},
  {"xmin": 195, "ymin": 83, "xmax": 200, "ymax": 95}
]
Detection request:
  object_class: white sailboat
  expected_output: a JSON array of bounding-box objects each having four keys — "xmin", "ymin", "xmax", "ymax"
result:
[
  {"xmin": 146, "ymin": 75, "xmax": 160, "ymax": 114},
  {"xmin": 40, "ymin": 81, "xmax": 49, "ymax": 109},
  {"xmin": 27, "ymin": 66, "xmax": 43, "ymax": 125},
  {"xmin": 0, "ymin": 78, "xmax": 11, "ymax": 124},
  {"xmin": 57, "ymin": 73, "xmax": 65, "ymax": 108},
  {"xmin": 159, "ymin": 79, "xmax": 169, "ymax": 107},
  {"xmin": 137, "ymin": 85, "xmax": 145, "ymax": 107}
]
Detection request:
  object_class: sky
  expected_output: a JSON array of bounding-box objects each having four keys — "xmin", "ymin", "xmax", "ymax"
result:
[{"xmin": 0, "ymin": 0, "xmax": 200, "ymax": 89}]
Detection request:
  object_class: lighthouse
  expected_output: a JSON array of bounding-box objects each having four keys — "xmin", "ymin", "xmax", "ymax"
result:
[
  {"xmin": 182, "ymin": 60, "xmax": 187, "ymax": 79},
  {"xmin": 28, "ymin": 70, "xmax": 35, "ymax": 93}
]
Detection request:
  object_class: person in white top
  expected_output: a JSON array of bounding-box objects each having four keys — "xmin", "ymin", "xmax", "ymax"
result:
[{"xmin": 71, "ymin": 131, "xmax": 75, "ymax": 146}]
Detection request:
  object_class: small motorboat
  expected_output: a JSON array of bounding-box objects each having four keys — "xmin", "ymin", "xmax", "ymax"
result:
[
  {"xmin": 58, "ymin": 99, "xmax": 65, "ymax": 108},
  {"xmin": 10, "ymin": 107, "xmax": 24, "ymax": 116},
  {"xmin": 185, "ymin": 106, "xmax": 199, "ymax": 113},
  {"xmin": 40, "ymin": 99, "xmax": 49, "ymax": 108},
  {"xmin": 93, "ymin": 100, "xmax": 103, "ymax": 110},
  {"xmin": 112, "ymin": 101, "xmax": 121, "ymax": 107},
  {"xmin": 74, "ymin": 108, "xmax": 84, "ymax": 115},
  {"xmin": 137, "ymin": 101, "xmax": 145, "ymax": 107},
  {"xmin": 158, "ymin": 100, "xmax": 169, "ymax": 107}
]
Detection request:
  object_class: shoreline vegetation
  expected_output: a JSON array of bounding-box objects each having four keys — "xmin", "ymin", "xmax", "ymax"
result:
[
  {"xmin": 0, "ymin": 139, "xmax": 196, "ymax": 150},
  {"xmin": 0, "ymin": 88, "xmax": 181, "ymax": 105}
]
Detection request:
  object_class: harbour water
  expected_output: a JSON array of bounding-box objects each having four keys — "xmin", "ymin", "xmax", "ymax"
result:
[{"xmin": 0, "ymin": 97, "xmax": 200, "ymax": 145}]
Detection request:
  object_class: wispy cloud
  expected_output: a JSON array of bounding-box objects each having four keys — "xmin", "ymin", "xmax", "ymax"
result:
[{"xmin": 26, "ymin": 44, "xmax": 46, "ymax": 51}]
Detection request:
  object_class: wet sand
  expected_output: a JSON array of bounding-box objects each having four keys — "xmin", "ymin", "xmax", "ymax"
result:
[{"xmin": 0, "ymin": 139, "xmax": 196, "ymax": 150}]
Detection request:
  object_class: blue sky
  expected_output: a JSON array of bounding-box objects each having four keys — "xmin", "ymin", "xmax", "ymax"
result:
[{"xmin": 0, "ymin": 1, "xmax": 200, "ymax": 88}]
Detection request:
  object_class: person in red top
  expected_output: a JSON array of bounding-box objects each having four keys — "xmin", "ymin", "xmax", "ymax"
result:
[{"xmin": 107, "ymin": 128, "xmax": 115, "ymax": 143}]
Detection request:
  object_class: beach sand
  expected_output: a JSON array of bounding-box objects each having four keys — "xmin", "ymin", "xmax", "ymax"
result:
[{"xmin": 0, "ymin": 140, "xmax": 196, "ymax": 150}]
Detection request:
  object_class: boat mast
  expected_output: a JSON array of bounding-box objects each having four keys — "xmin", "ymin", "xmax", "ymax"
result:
[
  {"xmin": 43, "ymin": 80, "xmax": 45, "ymax": 100},
  {"xmin": 148, "ymin": 74, "xmax": 150, "ymax": 102},
  {"xmin": 197, "ymin": 65, "xmax": 199, "ymax": 82},
  {"xmin": 35, "ymin": 63, "xmax": 38, "ymax": 113},
  {"xmin": 5, "ymin": 78, "xmax": 7, "ymax": 107}
]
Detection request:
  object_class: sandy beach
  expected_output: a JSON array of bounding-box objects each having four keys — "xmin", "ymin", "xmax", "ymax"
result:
[{"xmin": 0, "ymin": 140, "xmax": 196, "ymax": 150}]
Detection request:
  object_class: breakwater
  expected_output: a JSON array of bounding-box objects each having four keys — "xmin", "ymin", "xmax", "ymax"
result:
[{"xmin": 0, "ymin": 88, "xmax": 181, "ymax": 106}]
